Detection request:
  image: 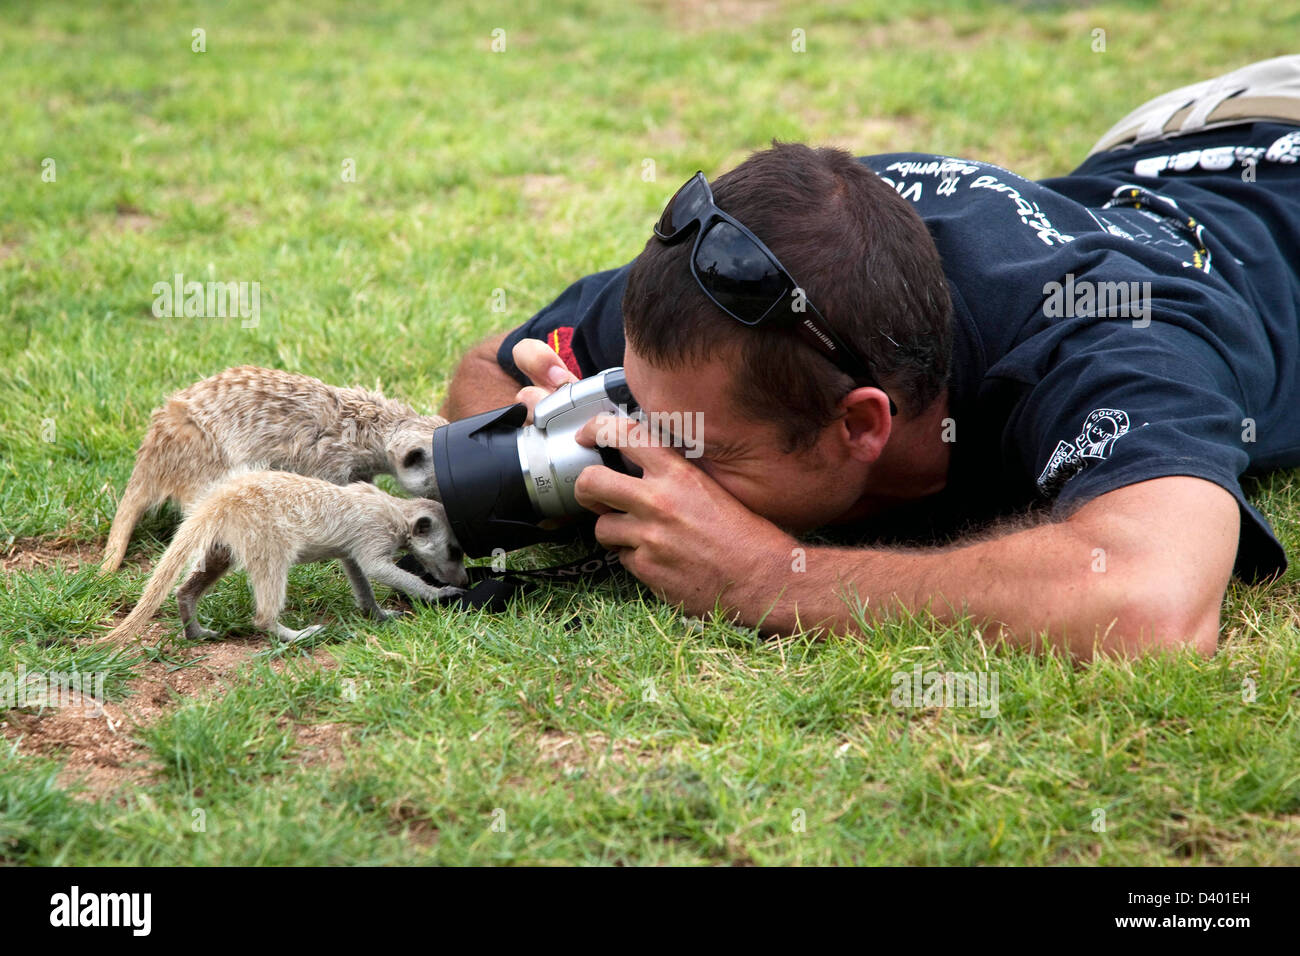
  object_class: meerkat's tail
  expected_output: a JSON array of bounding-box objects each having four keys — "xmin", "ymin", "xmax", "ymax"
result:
[
  {"xmin": 101, "ymin": 462, "xmax": 163, "ymax": 573},
  {"xmin": 105, "ymin": 514, "xmax": 220, "ymax": 644}
]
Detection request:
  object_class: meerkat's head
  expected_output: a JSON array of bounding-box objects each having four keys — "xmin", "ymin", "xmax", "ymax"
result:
[
  {"xmin": 386, "ymin": 418, "xmax": 446, "ymax": 500},
  {"xmin": 406, "ymin": 499, "xmax": 468, "ymax": 588}
]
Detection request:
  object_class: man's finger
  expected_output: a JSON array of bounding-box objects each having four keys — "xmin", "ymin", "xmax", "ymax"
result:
[
  {"xmin": 574, "ymin": 463, "xmax": 654, "ymax": 516},
  {"xmin": 514, "ymin": 385, "xmax": 550, "ymax": 423},
  {"xmin": 513, "ymin": 337, "xmax": 578, "ymax": 390},
  {"xmin": 592, "ymin": 512, "xmax": 640, "ymax": 550}
]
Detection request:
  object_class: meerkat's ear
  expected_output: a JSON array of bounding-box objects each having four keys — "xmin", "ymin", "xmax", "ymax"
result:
[{"xmin": 410, "ymin": 514, "xmax": 435, "ymax": 538}]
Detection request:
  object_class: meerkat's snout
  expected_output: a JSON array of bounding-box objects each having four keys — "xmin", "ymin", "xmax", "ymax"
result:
[
  {"xmin": 408, "ymin": 503, "xmax": 469, "ymax": 588},
  {"xmin": 387, "ymin": 422, "xmax": 443, "ymax": 500}
]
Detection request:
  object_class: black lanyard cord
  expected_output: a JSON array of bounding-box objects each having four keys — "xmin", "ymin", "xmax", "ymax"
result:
[{"xmin": 393, "ymin": 545, "xmax": 626, "ymax": 612}]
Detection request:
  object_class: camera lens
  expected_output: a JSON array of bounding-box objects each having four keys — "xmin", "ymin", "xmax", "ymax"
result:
[{"xmin": 433, "ymin": 368, "xmax": 639, "ymax": 558}]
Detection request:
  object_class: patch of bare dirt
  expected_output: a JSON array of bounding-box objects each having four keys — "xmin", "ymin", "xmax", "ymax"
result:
[
  {"xmin": 4, "ymin": 536, "xmax": 358, "ymax": 800},
  {"xmin": 2, "ymin": 619, "xmax": 341, "ymax": 802},
  {"xmin": 1, "ymin": 535, "xmax": 151, "ymax": 574},
  {"xmin": 114, "ymin": 201, "xmax": 153, "ymax": 233},
  {"xmin": 2, "ymin": 624, "xmax": 258, "ymax": 798},
  {"xmin": 382, "ymin": 799, "xmax": 441, "ymax": 847},
  {"xmin": 3, "ymin": 697, "xmax": 149, "ymax": 794},
  {"xmin": 291, "ymin": 719, "xmax": 350, "ymax": 771}
]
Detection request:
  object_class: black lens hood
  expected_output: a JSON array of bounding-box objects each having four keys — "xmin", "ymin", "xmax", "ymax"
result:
[{"xmin": 433, "ymin": 402, "xmax": 584, "ymax": 558}]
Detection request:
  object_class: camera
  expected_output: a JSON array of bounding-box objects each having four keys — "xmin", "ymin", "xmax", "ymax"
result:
[{"xmin": 431, "ymin": 367, "xmax": 638, "ymax": 557}]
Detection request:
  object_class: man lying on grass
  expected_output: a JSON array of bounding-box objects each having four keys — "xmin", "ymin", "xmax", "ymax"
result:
[{"xmin": 442, "ymin": 57, "xmax": 1300, "ymax": 659}]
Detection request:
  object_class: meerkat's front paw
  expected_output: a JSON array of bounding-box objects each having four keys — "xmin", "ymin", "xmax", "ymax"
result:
[{"xmin": 399, "ymin": 582, "xmax": 468, "ymax": 604}]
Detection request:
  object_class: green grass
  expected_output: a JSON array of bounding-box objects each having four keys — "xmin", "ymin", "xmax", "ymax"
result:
[{"xmin": 1, "ymin": 0, "xmax": 1298, "ymax": 865}]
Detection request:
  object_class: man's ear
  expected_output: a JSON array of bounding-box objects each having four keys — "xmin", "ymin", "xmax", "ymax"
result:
[{"xmin": 838, "ymin": 387, "xmax": 892, "ymax": 463}]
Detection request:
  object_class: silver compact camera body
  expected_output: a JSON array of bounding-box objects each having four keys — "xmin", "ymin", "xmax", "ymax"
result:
[{"xmin": 517, "ymin": 367, "xmax": 637, "ymax": 518}]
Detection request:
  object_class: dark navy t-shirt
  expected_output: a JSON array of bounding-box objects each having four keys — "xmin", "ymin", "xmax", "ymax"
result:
[{"xmin": 498, "ymin": 122, "xmax": 1300, "ymax": 582}]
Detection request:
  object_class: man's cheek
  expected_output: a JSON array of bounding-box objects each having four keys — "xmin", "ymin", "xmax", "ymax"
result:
[
  {"xmin": 715, "ymin": 477, "xmax": 778, "ymax": 518},
  {"xmin": 730, "ymin": 474, "xmax": 831, "ymax": 528}
]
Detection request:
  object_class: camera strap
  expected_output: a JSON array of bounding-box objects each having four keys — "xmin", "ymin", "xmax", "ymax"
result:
[{"xmin": 395, "ymin": 544, "xmax": 626, "ymax": 613}]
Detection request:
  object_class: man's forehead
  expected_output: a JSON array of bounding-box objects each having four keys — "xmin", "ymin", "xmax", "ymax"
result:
[
  {"xmin": 623, "ymin": 348, "xmax": 719, "ymax": 413},
  {"xmin": 622, "ymin": 346, "xmax": 767, "ymax": 456}
]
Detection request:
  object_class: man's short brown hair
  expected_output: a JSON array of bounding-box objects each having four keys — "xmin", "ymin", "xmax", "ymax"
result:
[{"xmin": 622, "ymin": 141, "xmax": 953, "ymax": 451}]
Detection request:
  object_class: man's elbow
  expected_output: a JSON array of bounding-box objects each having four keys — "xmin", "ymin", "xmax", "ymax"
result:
[{"xmin": 1102, "ymin": 584, "xmax": 1222, "ymax": 659}]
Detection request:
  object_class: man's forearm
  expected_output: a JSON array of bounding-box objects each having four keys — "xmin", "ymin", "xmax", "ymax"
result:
[
  {"xmin": 740, "ymin": 529, "xmax": 1115, "ymax": 656},
  {"xmin": 733, "ymin": 502, "xmax": 1222, "ymax": 660},
  {"xmin": 440, "ymin": 331, "xmax": 521, "ymax": 420}
]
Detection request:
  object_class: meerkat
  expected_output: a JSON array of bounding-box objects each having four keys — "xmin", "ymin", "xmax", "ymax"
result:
[
  {"xmin": 104, "ymin": 470, "xmax": 468, "ymax": 645},
  {"xmin": 101, "ymin": 365, "xmax": 448, "ymax": 572}
]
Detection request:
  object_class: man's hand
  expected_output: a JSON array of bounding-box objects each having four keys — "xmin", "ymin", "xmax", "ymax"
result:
[
  {"xmin": 510, "ymin": 338, "xmax": 578, "ymax": 423},
  {"xmin": 440, "ymin": 334, "xmax": 578, "ymax": 420},
  {"xmin": 573, "ymin": 413, "xmax": 799, "ymax": 619}
]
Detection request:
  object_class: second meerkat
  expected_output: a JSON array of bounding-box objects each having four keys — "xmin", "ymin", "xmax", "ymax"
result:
[
  {"xmin": 102, "ymin": 365, "xmax": 448, "ymax": 571},
  {"xmin": 104, "ymin": 470, "xmax": 469, "ymax": 645}
]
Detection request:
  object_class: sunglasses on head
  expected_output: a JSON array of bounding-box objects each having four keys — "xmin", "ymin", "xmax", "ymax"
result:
[{"xmin": 654, "ymin": 170, "xmax": 897, "ymax": 416}]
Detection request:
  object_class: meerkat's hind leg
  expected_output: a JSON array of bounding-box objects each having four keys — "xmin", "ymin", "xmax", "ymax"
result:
[
  {"xmin": 341, "ymin": 558, "xmax": 396, "ymax": 622},
  {"xmin": 101, "ymin": 459, "xmax": 169, "ymax": 572},
  {"xmin": 176, "ymin": 544, "xmax": 233, "ymax": 640},
  {"xmin": 276, "ymin": 621, "xmax": 326, "ymax": 643},
  {"xmin": 246, "ymin": 556, "xmax": 322, "ymax": 643}
]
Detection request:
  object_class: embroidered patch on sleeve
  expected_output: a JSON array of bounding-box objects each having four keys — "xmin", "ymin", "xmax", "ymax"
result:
[
  {"xmin": 547, "ymin": 326, "xmax": 582, "ymax": 378},
  {"xmin": 1037, "ymin": 408, "xmax": 1131, "ymax": 496}
]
